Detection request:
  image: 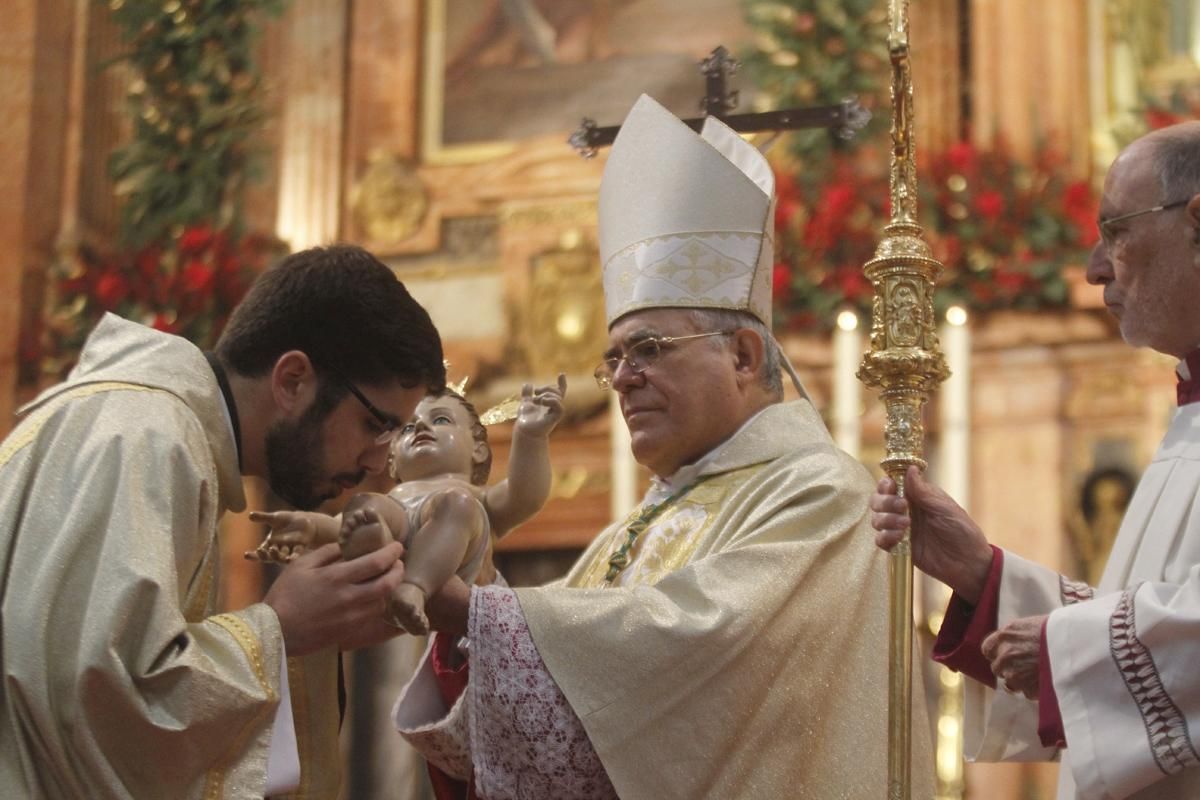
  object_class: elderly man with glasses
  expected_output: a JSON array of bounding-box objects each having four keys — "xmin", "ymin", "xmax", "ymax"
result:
[
  {"xmin": 394, "ymin": 95, "xmax": 934, "ymax": 800},
  {"xmin": 871, "ymin": 122, "xmax": 1200, "ymax": 799}
]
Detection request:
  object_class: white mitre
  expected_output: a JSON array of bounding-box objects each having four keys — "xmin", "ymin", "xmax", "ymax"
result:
[{"xmin": 599, "ymin": 94, "xmax": 776, "ymax": 328}]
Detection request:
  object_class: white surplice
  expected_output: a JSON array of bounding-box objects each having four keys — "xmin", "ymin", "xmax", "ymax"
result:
[{"xmin": 964, "ymin": 402, "xmax": 1200, "ymax": 799}]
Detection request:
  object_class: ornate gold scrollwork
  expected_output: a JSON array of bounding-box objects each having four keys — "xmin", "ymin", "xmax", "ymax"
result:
[
  {"xmin": 519, "ymin": 231, "xmax": 608, "ymax": 378},
  {"xmin": 349, "ymin": 150, "xmax": 429, "ymax": 245}
]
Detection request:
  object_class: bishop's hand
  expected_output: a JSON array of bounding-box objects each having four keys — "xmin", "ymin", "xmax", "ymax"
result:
[
  {"xmin": 869, "ymin": 465, "xmax": 994, "ymax": 605},
  {"xmin": 983, "ymin": 614, "xmax": 1047, "ymax": 699}
]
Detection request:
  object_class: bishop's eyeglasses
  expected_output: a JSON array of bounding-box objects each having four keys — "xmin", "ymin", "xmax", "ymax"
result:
[
  {"xmin": 1098, "ymin": 199, "xmax": 1189, "ymax": 244},
  {"xmin": 594, "ymin": 330, "xmax": 733, "ymax": 389}
]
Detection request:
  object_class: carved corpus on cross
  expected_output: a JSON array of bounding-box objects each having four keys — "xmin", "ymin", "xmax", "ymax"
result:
[{"xmin": 568, "ymin": 46, "xmax": 871, "ymax": 158}]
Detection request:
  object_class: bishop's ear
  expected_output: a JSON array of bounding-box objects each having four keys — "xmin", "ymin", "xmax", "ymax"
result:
[
  {"xmin": 1187, "ymin": 194, "xmax": 1200, "ymax": 248},
  {"xmin": 730, "ymin": 328, "xmax": 766, "ymax": 384}
]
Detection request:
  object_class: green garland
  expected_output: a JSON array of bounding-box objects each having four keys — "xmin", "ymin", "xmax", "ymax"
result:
[
  {"xmin": 741, "ymin": 0, "xmax": 1099, "ymax": 331},
  {"xmin": 106, "ymin": 0, "xmax": 285, "ymax": 248},
  {"xmin": 740, "ymin": 0, "xmax": 890, "ymax": 170},
  {"xmin": 30, "ymin": 0, "xmax": 287, "ymax": 379}
]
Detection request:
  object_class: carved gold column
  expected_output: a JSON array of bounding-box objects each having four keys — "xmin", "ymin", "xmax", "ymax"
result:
[{"xmin": 857, "ymin": 1, "xmax": 949, "ymax": 797}]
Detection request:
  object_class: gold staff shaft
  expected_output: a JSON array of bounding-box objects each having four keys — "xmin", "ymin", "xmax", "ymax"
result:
[{"xmin": 857, "ymin": 1, "xmax": 950, "ymax": 797}]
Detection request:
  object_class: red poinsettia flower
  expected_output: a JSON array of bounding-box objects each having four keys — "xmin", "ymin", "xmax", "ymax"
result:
[
  {"xmin": 974, "ymin": 189, "xmax": 1005, "ymax": 220},
  {"xmin": 803, "ymin": 183, "xmax": 858, "ymax": 250},
  {"xmin": 775, "ymin": 170, "xmax": 798, "ymax": 204},
  {"xmin": 1062, "ymin": 180, "xmax": 1100, "ymax": 247},
  {"xmin": 95, "ymin": 271, "xmax": 130, "ymax": 309},
  {"xmin": 945, "ymin": 141, "xmax": 977, "ymax": 174},
  {"xmin": 135, "ymin": 246, "xmax": 163, "ymax": 282},
  {"xmin": 775, "ymin": 197, "xmax": 800, "ymax": 231},
  {"xmin": 182, "ymin": 258, "xmax": 216, "ymax": 293},
  {"xmin": 772, "ymin": 261, "xmax": 792, "ymax": 296},
  {"xmin": 823, "ymin": 183, "xmax": 857, "ymax": 217},
  {"xmin": 179, "ymin": 224, "xmax": 215, "ymax": 254},
  {"xmin": 835, "ymin": 265, "xmax": 873, "ymax": 302}
]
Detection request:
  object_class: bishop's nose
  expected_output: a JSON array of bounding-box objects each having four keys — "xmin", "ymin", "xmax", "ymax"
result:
[
  {"xmin": 1085, "ymin": 240, "xmax": 1113, "ymax": 286},
  {"xmin": 610, "ymin": 357, "xmax": 645, "ymax": 393}
]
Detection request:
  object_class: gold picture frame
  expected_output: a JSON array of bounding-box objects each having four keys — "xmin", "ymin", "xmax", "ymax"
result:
[
  {"xmin": 420, "ymin": 0, "xmax": 757, "ymax": 166},
  {"xmin": 421, "ymin": 0, "xmax": 516, "ymax": 165}
]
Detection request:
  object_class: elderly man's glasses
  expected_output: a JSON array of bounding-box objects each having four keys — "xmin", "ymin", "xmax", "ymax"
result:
[
  {"xmin": 1099, "ymin": 199, "xmax": 1189, "ymax": 242},
  {"xmin": 329, "ymin": 368, "xmax": 401, "ymax": 444},
  {"xmin": 594, "ymin": 330, "xmax": 732, "ymax": 389}
]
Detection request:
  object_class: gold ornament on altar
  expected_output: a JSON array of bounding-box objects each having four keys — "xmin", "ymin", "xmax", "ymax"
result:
[
  {"xmin": 856, "ymin": 1, "xmax": 950, "ymax": 797},
  {"xmin": 517, "ymin": 230, "xmax": 607, "ymax": 377},
  {"xmin": 349, "ymin": 150, "xmax": 429, "ymax": 246}
]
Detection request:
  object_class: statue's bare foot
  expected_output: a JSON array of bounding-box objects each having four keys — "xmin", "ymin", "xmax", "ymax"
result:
[
  {"xmin": 386, "ymin": 583, "xmax": 430, "ymax": 635},
  {"xmin": 340, "ymin": 508, "xmax": 392, "ymax": 561}
]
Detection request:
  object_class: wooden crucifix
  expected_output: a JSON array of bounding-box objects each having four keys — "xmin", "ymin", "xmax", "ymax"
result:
[{"xmin": 568, "ymin": 46, "xmax": 871, "ymax": 157}]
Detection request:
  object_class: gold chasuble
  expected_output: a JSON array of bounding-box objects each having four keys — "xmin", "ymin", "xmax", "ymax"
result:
[
  {"xmin": 0, "ymin": 315, "xmax": 338, "ymax": 799},
  {"xmin": 517, "ymin": 400, "xmax": 935, "ymax": 798}
]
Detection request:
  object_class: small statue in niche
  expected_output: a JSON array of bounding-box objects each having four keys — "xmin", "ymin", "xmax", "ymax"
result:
[
  {"xmin": 1067, "ymin": 466, "xmax": 1136, "ymax": 586},
  {"xmin": 249, "ymin": 375, "xmax": 566, "ymax": 634}
]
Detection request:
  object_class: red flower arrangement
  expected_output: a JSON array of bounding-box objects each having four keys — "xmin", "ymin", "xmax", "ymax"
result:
[
  {"xmin": 37, "ymin": 225, "xmax": 284, "ymax": 379},
  {"xmin": 22, "ymin": 0, "xmax": 287, "ymax": 382},
  {"xmin": 772, "ymin": 139, "xmax": 1099, "ymax": 330}
]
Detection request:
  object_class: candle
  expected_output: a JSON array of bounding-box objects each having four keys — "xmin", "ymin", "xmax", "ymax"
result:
[
  {"xmin": 938, "ymin": 305, "xmax": 971, "ymax": 508},
  {"xmin": 833, "ymin": 310, "xmax": 862, "ymax": 458}
]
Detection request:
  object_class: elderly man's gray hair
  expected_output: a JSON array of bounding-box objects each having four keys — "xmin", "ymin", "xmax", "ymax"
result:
[
  {"xmin": 686, "ymin": 308, "xmax": 784, "ymax": 399},
  {"xmin": 1155, "ymin": 124, "xmax": 1200, "ymax": 203}
]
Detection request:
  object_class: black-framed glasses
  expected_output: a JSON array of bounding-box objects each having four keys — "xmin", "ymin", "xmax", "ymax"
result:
[
  {"xmin": 328, "ymin": 368, "xmax": 400, "ymax": 444},
  {"xmin": 1099, "ymin": 199, "xmax": 1189, "ymax": 242},
  {"xmin": 594, "ymin": 330, "xmax": 733, "ymax": 389}
]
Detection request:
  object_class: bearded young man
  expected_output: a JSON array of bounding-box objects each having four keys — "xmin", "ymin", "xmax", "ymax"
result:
[
  {"xmin": 871, "ymin": 122, "xmax": 1200, "ymax": 799},
  {"xmin": 395, "ymin": 95, "xmax": 934, "ymax": 800},
  {"xmin": 0, "ymin": 245, "xmax": 445, "ymax": 798}
]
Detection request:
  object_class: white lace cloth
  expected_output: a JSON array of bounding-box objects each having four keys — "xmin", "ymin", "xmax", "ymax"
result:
[{"xmin": 394, "ymin": 586, "xmax": 616, "ymax": 799}]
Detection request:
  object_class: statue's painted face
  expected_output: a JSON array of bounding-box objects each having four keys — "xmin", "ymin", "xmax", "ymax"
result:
[{"xmin": 391, "ymin": 394, "xmax": 487, "ymax": 483}]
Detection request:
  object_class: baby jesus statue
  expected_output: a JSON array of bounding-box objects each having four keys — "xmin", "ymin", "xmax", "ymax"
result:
[{"xmin": 249, "ymin": 375, "xmax": 566, "ymax": 634}]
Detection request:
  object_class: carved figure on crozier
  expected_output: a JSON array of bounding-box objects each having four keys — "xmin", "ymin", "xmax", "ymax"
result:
[{"xmin": 887, "ymin": 281, "xmax": 922, "ymax": 347}]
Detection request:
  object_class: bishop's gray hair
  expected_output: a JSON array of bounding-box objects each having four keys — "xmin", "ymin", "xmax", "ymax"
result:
[
  {"xmin": 1154, "ymin": 127, "xmax": 1200, "ymax": 203},
  {"xmin": 686, "ymin": 308, "xmax": 784, "ymax": 400}
]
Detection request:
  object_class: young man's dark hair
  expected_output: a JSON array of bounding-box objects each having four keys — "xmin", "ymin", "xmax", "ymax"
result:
[{"xmin": 216, "ymin": 245, "xmax": 446, "ymax": 395}]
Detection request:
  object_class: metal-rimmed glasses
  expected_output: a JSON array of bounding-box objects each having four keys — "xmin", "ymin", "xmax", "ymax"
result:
[
  {"xmin": 1099, "ymin": 199, "xmax": 1189, "ymax": 244},
  {"xmin": 593, "ymin": 330, "xmax": 733, "ymax": 389},
  {"xmin": 328, "ymin": 367, "xmax": 401, "ymax": 444}
]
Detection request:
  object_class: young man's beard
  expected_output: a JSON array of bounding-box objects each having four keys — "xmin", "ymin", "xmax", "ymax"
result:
[
  {"xmin": 264, "ymin": 407, "xmax": 329, "ymax": 511},
  {"xmin": 264, "ymin": 395, "xmax": 366, "ymax": 511}
]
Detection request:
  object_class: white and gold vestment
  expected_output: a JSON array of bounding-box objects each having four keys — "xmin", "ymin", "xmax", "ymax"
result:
[
  {"xmin": 0, "ymin": 315, "xmax": 337, "ymax": 799},
  {"xmin": 398, "ymin": 401, "xmax": 934, "ymax": 798}
]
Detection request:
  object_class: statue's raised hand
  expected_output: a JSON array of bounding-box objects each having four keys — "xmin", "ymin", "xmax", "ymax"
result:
[{"xmin": 514, "ymin": 373, "xmax": 567, "ymax": 438}]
